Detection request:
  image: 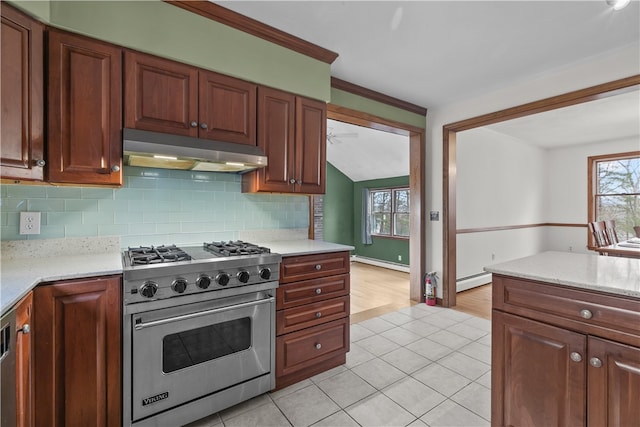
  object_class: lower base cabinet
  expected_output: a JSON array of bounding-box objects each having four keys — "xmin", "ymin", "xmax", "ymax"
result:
[
  {"xmin": 275, "ymin": 251, "xmax": 350, "ymax": 389},
  {"xmin": 33, "ymin": 275, "xmax": 121, "ymax": 426},
  {"xmin": 492, "ymin": 274, "xmax": 640, "ymax": 427}
]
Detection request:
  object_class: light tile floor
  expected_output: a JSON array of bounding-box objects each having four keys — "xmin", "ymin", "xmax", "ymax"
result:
[{"xmin": 185, "ymin": 303, "xmax": 491, "ymax": 427}]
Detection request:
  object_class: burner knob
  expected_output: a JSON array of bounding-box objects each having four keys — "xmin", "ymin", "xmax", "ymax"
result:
[
  {"xmin": 237, "ymin": 270, "xmax": 250, "ymax": 283},
  {"xmin": 172, "ymin": 278, "xmax": 188, "ymax": 294},
  {"xmin": 196, "ymin": 275, "xmax": 212, "ymax": 289},
  {"xmin": 216, "ymin": 273, "xmax": 230, "ymax": 286},
  {"xmin": 259, "ymin": 268, "xmax": 272, "ymax": 280},
  {"xmin": 140, "ymin": 281, "xmax": 158, "ymax": 298}
]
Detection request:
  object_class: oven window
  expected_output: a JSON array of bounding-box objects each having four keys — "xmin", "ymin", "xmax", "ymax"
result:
[{"xmin": 162, "ymin": 317, "xmax": 251, "ymax": 373}]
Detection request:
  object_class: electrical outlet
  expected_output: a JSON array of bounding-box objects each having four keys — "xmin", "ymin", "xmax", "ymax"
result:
[
  {"xmin": 430, "ymin": 211, "xmax": 439, "ymax": 221},
  {"xmin": 398, "ymin": 255, "xmax": 402, "ymax": 261},
  {"xmin": 19, "ymin": 212, "xmax": 41, "ymax": 235}
]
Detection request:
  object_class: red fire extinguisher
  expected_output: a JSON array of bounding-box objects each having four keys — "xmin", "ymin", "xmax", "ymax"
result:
[{"xmin": 425, "ymin": 273, "xmax": 436, "ymax": 306}]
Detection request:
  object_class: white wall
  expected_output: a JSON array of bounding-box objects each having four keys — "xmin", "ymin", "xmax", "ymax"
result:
[
  {"xmin": 425, "ymin": 41, "xmax": 640, "ymax": 297},
  {"xmin": 456, "ymin": 127, "xmax": 547, "ymax": 281}
]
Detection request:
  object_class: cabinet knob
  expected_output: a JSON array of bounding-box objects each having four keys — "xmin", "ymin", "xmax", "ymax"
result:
[
  {"xmin": 297, "ymin": 179, "xmax": 302, "ymax": 185},
  {"xmin": 111, "ymin": 165, "xmax": 120, "ymax": 173},
  {"xmin": 579, "ymin": 309, "xmax": 593, "ymax": 319},
  {"xmin": 200, "ymin": 123, "xmax": 208, "ymax": 130},
  {"xmin": 190, "ymin": 121, "xmax": 198, "ymax": 128},
  {"xmin": 289, "ymin": 178, "xmax": 296, "ymax": 184},
  {"xmin": 570, "ymin": 352, "xmax": 582, "ymax": 362},
  {"xmin": 315, "ymin": 288, "xmax": 322, "ymax": 295},
  {"xmin": 315, "ymin": 312, "xmax": 322, "ymax": 318},
  {"xmin": 35, "ymin": 159, "xmax": 46, "ymax": 167},
  {"xmin": 590, "ymin": 357, "xmax": 603, "ymax": 368},
  {"xmin": 17, "ymin": 324, "xmax": 30, "ymax": 334},
  {"xmin": 315, "ymin": 343, "xmax": 322, "ymax": 350},
  {"xmin": 315, "ymin": 264, "xmax": 322, "ymax": 270}
]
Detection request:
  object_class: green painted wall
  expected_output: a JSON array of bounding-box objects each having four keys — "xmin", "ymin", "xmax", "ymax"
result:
[
  {"xmin": 353, "ymin": 176, "xmax": 410, "ymax": 265},
  {"xmin": 10, "ymin": 0, "xmax": 330, "ymax": 101},
  {"xmin": 323, "ymin": 163, "xmax": 354, "ymax": 246},
  {"xmin": 330, "ymin": 88, "xmax": 426, "ymax": 129}
]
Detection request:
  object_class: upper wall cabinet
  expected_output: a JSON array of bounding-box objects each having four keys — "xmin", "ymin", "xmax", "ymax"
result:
[
  {"xmin": 1, "ymin": 3, "xmax": 44, "ymax": 181},
  {"xmin": 243, "ymin": 87, "xmax": 326, "ymax": 194},
  {"xmin": 47, "ymin": 29, "xmax": 123, "ymax": 185},
  {"xmin": 125, "ymin": 51, "xmax": 257, "ymax": 146}
]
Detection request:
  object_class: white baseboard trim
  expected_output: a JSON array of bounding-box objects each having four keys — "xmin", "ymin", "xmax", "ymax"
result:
[
  {"xmin": 456, "ymin": 273, "xmax": 492, "ymax": 292},
  {"xmin": 351, "ymin": 256, "xmax": 410, "ymax": 273}
]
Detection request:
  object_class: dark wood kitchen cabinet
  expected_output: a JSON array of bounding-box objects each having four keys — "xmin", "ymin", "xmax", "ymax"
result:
[
  {"xmin": 243, "ymin": 86, "xmax": 326, "ymax": 194},
  {"xmin": 492, "ymin": 274, "xmax": 640, "ymax": 427},
  {"xmin": 125, "ymin": 50, "xmax": 257, "ymax": 145},
  {"xmin": 1, "ymin": 3, "xmax": 44, "ymax": 181},
  {"xmin": 15, "ymin": 292, "xmax": 33, "ymax": 427},
  {"xmin": 47, "ymin": 29, "xmax": 123, "ymax": 185},
  {"xmin": 275, "ymin": 251, "xmax": 350, "ymax": 389},
  {"xmin": 33, "ymin": 275, "xmax": 122, "ymax": 427}
]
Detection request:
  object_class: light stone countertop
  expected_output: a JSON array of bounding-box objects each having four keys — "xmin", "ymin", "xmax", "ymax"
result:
[
  {"xmin": 254, "ymin": 239, "xmax": 355, "ymax": 257},
  {"xmin": 1, "ymin": 237, "xmax": 123, "ymax": 317},
  {"xmin": 484, "ymin": 251, "xmax": 640, "ymax": 299}
]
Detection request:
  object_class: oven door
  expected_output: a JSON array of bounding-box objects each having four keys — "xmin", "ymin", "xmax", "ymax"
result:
[{"xmin": 130, "ymin": 292, "xmax": 274, "ymax": 421}]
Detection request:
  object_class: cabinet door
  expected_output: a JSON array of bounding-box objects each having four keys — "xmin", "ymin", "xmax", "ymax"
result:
[
  {"xmin": 124, "ymin": 51, "xmax": 198, "ymax": 137},
  {"xmin": 0, "ymin": 4, "xmax": 44, "ymax": 181},
  {"xmin": 199, "ymin": 70, "xmax": 256, "ymax": 145},
  {"xmin": 47, "ymin": 30, "xmax": 122, "ymax": 185},
  {"xmin": 34, "ymin": 276, "xmax": 122, "ymax": 427},
  {"xmin": 588, "ymin": 337, "xmax": 640, "ymax": 427},
  {"xmin": 295, "ymin": 97, "xmax": 326, "ymax": 194},
  {"xmin": 15, "ymin": 293, "xmax": 33, "ymax": 427},
  {"xmin": 492, "ymin": 311, "xmax": 586, "ymax": 427},
  {"xmin": 244, "ymin": 86, "xmax": 296, "ymax": 192}
]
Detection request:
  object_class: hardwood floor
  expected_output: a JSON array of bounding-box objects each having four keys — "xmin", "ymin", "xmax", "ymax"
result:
[{"xmin": 349, "ymin": 262, "xmax": 492, "ymax": 323}]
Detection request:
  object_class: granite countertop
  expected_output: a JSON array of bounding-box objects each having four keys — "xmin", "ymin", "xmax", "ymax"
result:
[
  {"xmin": 255, "ymin": 239, "xmax": 355, "ymax": 257},
  {"xmin": 1, "ymin": 237, "xmax": 123, "ymax": 317},
  {"xmin": 484, "ymin": 251, "xmax": 640, "ymax": 299}
]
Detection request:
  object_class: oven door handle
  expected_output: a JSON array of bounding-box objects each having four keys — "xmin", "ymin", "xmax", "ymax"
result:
[{"xmin": 133, "ymin": 296, "xmax": 274, "ymax": 331}]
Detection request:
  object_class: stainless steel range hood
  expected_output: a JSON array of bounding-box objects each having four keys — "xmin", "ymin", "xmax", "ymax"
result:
[{"xmin": 123, "ymin": 129, "xmax": 267, "ymax": 173}]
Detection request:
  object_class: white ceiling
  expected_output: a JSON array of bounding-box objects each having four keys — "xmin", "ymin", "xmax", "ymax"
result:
[
  {"xmin": 217, "ymin": 0, "xmax": 639, "ymax": 108},
  {"xmin": 215, "ymin": 1, "xmax": 639, "ymax": 181}
]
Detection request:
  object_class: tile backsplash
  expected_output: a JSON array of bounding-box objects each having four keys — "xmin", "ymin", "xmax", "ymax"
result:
[{"xmin": 0, "ymin": 167, "xmax": 309, "ymax": 247}]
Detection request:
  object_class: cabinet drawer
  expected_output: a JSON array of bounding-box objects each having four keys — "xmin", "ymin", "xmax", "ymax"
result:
[
  {"xmin": 276, "ymin": 317, "xmax": 349, "ymax": 378},
  {"xmin": 494, "ymin": 275, "xmax": 640, "ymax": 338},
  {"xmin": 277, "ymin": 274, "xmax": 349, "ymax": 309},
  {"xmin": 277, "ymin": 296, "xmax": 349, "ymax": 335},
  {"xmin": 280, "ymin": 252, "xmax": 350, "ymax": 283}
]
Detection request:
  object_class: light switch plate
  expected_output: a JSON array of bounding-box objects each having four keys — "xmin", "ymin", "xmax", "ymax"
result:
[{"xmin": 19, "ymin": 212, "xmax": 41, "ymax": 235}]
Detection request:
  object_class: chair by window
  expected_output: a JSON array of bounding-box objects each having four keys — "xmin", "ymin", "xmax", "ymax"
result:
[
  {"xmin": 604, "ymin": 219, "xmax": 618, "ymax": 244},
  {"xmin": 588, "ymin": 221, "xmax": 611, "ymax": 248}
]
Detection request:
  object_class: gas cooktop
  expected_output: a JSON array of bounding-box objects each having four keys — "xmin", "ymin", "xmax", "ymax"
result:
[{"xmin": 124, "ymin": 241, "xmax": 273, "ymax": 267}]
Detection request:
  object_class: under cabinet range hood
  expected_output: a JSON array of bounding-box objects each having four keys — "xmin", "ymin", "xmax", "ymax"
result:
[{"xmin": 123, "ymin": 129, "xmax": 267, "ymax": 173}]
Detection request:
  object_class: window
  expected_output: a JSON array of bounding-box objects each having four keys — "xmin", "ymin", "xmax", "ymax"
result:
[
  {"xmin": 589, "ymin": 151, "xmax": 640, "ymax": 243},
  {"xmin": 370, "ymin": 187, "xmax": 410, "ymax": 238}
]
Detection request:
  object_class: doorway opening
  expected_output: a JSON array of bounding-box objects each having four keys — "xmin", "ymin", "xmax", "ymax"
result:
[{"xmin": 314, "ymin": 103, "xmax": 426, "ymax": 319}]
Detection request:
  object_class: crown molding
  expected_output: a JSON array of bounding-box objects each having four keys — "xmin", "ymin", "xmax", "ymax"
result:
[
  {"xmin": 331, "ymin": 77, "xmax": 427, "ymax": 116},
  {"xmin": 164, "ymin": 1, "xmax": 339, "ymax": 64}
]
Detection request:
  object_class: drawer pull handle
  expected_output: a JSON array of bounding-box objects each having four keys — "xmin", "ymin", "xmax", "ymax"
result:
[
  {"xmin": 315, "ymin": 264, "xmax": 322, "ymax": 270},
  {"xmin": 315, "ymin": 288, "xmax": 322, "ymax": 295},
  {"xmin": 590, "ymin": 357, "xmax": 602, "ymax": 368},
  {"xmin": 580, "ymin": 309, "xmax": 593, "ymax": 319},
  {"xmin": 570, "ymin": 352, "xmax": 582, "ymax": 363},
  {"xmin": 315, "ymin": 343, "xmax": 322, "ymax": 350},
  {"xmin": 315, "ymin": 312, "xmax": 322, "ymax": 318}
]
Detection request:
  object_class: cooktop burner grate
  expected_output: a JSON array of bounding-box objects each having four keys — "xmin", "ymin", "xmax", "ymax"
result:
[
  {"xmin": 204, "ymin": 240, "xmax": 271, "ymax": 257},
  {"xmin": 127, "ymin": 245, "xmax": 191, "ymax": 265}
]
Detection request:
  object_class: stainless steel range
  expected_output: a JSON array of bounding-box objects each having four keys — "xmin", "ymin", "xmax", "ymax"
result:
[{"xmin": 122, "ymin": 241, "xmax": 281, "ymax": 427}]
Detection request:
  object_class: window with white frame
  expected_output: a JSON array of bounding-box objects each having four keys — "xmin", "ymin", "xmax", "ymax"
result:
[
  {"xmin": 370, "ymin": 187, "xmax": 410, "ymax": 238},
  {"xmin": 589, "ymin": 151, "xmax": 640, "ymax": 242}
]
